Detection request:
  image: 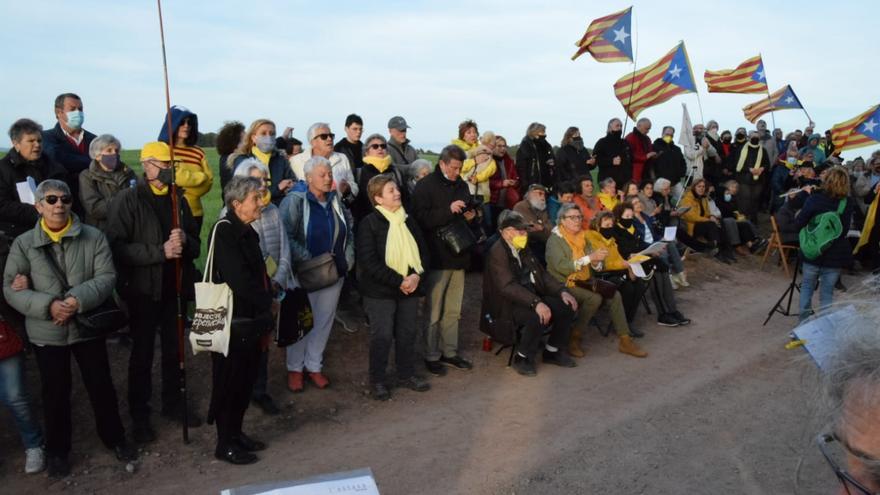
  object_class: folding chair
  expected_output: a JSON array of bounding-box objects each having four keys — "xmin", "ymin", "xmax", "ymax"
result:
[
  {"xmin": 760, "ymin": 216, "xmax": 798, "ymax": 278},
  {"xmin": 494, "ymin": 324, "xmax": 551, "ymax": 366}
]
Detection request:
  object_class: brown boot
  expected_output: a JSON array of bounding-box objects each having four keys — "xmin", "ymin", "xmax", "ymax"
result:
[
  {"xmin": 735, "ymin": 245, "xmax": 750, "ymax": 257},
  {"xmin": 568, "ymin": 328, "xmax": 585, "ymax": 358},
  {"xmin": 618, "ymin": 335, "xmax": 647, "ymax": 358}
]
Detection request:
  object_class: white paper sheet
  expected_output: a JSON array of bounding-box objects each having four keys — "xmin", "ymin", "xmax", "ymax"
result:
[
  {"xmin": 16, "ymin": 177, "xmax": 36, "ymax": 204},
  {"xmin": 663, "ymin": 226, "xmax": 677, "ymax": 242},
  {"xmin": 628, "ymin": 262, "xmax": 647, "ymax": 278}
]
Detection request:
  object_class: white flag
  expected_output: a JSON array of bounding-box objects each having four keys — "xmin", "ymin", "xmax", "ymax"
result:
[{"xmin": 679, "ymin": 103, "xmax": 695, "ymax": 149}]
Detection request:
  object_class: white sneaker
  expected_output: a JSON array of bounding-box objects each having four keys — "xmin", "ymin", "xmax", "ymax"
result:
[
  {"xmin": 678, "ymin": 271, "xmax": 691, "ymax": 287},
  {"xmin": 25, "ymin": 447, "xmax": 45, "ymax": 474}
]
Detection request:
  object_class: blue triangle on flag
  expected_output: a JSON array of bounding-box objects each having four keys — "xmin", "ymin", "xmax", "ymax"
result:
[
  {"xmin": 662, "ymin": 45, "xmax": 695, "ymax": 91},
  {"xmin": 855, "ymin": 107, "xmax": 880, "ymax": 140},
  {"xmin": 751, "ymin": 61, "xmax": 766, "ymax": 83},
  {"xmin": 600, "ymin": 8, "xmax": 633, "ymax": 60},
  {"xmin": 776, "ymin": 87, "xmax": 803, "ymax": 109}
]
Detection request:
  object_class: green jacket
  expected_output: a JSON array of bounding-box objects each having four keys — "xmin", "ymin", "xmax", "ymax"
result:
[{"xmin": 2, "ymin": 216, "xmax": 116, "ymax": 346}]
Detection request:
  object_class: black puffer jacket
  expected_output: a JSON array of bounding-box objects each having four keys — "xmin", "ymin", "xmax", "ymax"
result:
[
  {"xmin": 515, "ymin": 136, "xmax": 555, "ymax": 192},
  {"xmin": 0, "ymin": 149, "xmax": 68, "ymax": 238},
  {"xmin": 651, "ymin": 138, "xmax": 687, "ymax": 185},
  {"xmin": 593, "ymin": 133, "xmax": 632, "ymax": 185},
  {"xmin": 356, "ymin": 209, "xmax": 429, "ymax": 299},
  {"xmin": 411, "ymin": 166, "xmax": 475, "ymax": 270},
  {"xmin": 554, "ymin": 143, "xmax": 592, "ymax": 184}
]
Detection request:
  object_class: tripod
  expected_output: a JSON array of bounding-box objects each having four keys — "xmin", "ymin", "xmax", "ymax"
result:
[{"xmin": 763, "ymin": 255, "xmax": 801, "ymax": 326}]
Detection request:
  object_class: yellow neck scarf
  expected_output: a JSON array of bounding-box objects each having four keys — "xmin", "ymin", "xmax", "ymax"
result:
[
  {"xmin": 40, "ymin": 216, "xmax": 73, "ymax": 243},
  {"xmin": 149, "ymin": 182, "xmax": 169, "ymax": 196},
  {"xmin": 855, "ymin": 192, "xmax": 879, "ymax": 254},
  {"xmin": 597, "ymin": 192, "xmax": 618, "ymax": 212},
  {"xmin": 559, "ymin": 227, "xmax": 591, "ymax": 286},
  {"xmin": 375, "ymin": 205, "xmax": 423, "ymax": 277},
  {"xmin": 251, "ymin": 146, "xmax": 271, "ymax": 166},
  {"xmin": 364, "ymin": 155, "xmax": 392, "ymax": 173},
  {"xmin": 618, "ymin": 222, "xmax": 636, "ymax": 235},
  {"xmin": 736, "ymin": 142, "xmax": 764, "ymax": 173}
]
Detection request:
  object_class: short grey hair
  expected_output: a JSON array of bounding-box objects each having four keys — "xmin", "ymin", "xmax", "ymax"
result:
[
  {"xmin": 636, "ymin": 117, "xmax": 651, "ymax": 127},
  {"xmin": 88, "ymin": 134, "xmax": 122, "ymax": 159},
  {"xmin": 35, "ymin": 179, "xmax": 71, "ymax": 203},
  {"xmin": 607, "ymin": 118, "xmax": 622, "ymax": 131},
  {"xmin": 525, "ymin": 122, "xmax": 546, "ymax": 139},
  {"xmin": 232, "ymin": 158, "xmax": 269, "ymax": 178},
  {"xmin": 307, "ymin": 122, "xmax": 331, "ymax": 142},
  {"xmin": 662, "ymin": 126, "xmax": 675, "ymax": 136},
  {"xmin": 411, "ymin": 158, "xmax": 432, "ymax": 175},
  {"xmin": 8, "ymin": 118, "xmax": 42, "ymax": 143},
  {"xmin": 707, "ymin": 120, "xmax": 719, "ymax": 130},
  {"xmin": 654, "ymin": 177, "xmax": 671, "ymax": 191},
  {"xmin": 556, "ymin": 202, "xmax": 581, "ymax": 224},
  {"xmin": 600, "ymin": 177, "xmax": 616, "ymax": 190},
  {"xmin": 362, "ymin": 133, "xmax": 387, "ymax": 153},
  {"xmin": 224, "ymin": 176, "xmax": 263, "ymax": 210},
  {"xmin": 303, "ymin": 156, "xmax": 331, "ymax": 178}
]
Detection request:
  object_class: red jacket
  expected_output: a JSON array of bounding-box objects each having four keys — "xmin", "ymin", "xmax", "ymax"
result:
[
  {"xmin": 625, "ymin": 129, "xmax": 652, "ymax": 184},
  {"xmin": 489, "ymin": 153, "xmax": 521, "ymax": 208}
]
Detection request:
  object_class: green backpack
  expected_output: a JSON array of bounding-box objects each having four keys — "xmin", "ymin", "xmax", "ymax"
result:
[{"xmin": 799, "ymin": 198, "xmax": 846, "ymax": 260}]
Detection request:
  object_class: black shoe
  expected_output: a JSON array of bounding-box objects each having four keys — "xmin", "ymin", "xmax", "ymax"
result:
[
  {"xmin": 47, "ymin": 456, "xmax": 70, "ymax": 478},
  {"xmin": 658, "ymin": 314, "xmax": 680, "ymax": 327},
  {"xmin": 511, "ymin": 355, "xmax": 537, "ymax": 377},
  {"xmin": 235, "ymin": 432, "xmax": 266, "ymax": 452},
  {"xmin": 835, "ymin": 280, "xmax": 847, "ymax": 292},
  {"xmin": 252, "ymin": 394, "xmax": 280, "ymax": 416},
  {"xmin": 715, "ymin": 253, "xmax": 733, "ymax": 265},
  {"xmin": 214, "ymin": 445, "xmax": 258, "ymax": 465},
  {"xmin": 425, "ymin": 360, "xmax": 447, "ymax": 376},
  {"xmin": 161, "ymin": 403, "xmax": 203, "ymax": 427},
  {"xmin": 439, "ymin": 355, "xmax": 473, "ymax": 371},
  {"xmin": 542, "ymin": 350, "xmax": 577, "ymax": 368},
  {"xmin": 114, "ymin": 441, "xmax": 138, "ymax": 462},
  {"xmin": 371, "ymin": 382, "xmax": 391, "ymax": 401},
  {"xmin": 750, "ymin": 238, "xmax": 768, "ymax": 254},
  {"xmin": 132, "ymin": 420, "xmax": 157, "ymax": 444},
  {"xmin": 629, "ymin": 327, "xmax": 645, "ymax": 339},
  {"xmin": 671, "ymin": 311, "xmax": 691, "ymax": 326},
  {"xmin": 398, "ymin": 375, "xmax": 430, "ymax": 392}
]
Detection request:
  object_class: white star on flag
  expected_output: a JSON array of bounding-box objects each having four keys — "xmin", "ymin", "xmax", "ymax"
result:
[
  {"xmin": 668, "ymin": 65, "xmax": 682, "ymax": 79},
  {"xmin": 612, "ymin": 26, "xmax": 630, "ymax": 44},
  {"xmin": 756, "ymin": 70, "xmax": 765, "ymax": 80},
  {"xmin": 863, "ymin": 119, "xmax": 878, "ymax": 134},
  {"xmin": 784, "ymin": 96, "xmax": 795, "ymax": 104}
]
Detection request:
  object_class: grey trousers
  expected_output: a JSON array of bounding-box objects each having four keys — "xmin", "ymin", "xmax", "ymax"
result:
[{"xmin": 424, "ymin": 269, "xmax": 465, "ymax": 361}]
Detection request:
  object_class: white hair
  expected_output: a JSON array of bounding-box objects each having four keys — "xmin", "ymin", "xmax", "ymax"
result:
[
  {"xmin": 232, "ymin": 158, "xmax": 269, "ymax": 178},
  {"xmin": 303, "ymin": 156, "xmax": 331, "ymax": 177},
  {"xmin": 88, "ymin": 134, "xmax": 122, "ymax": 159},
  {"xmin": 654, "ymin": 178, "xmax": 671, "ymax": 191},
  {"xmin": 306, "ymin": 122, "xmax": 331, "ymax": 142}
]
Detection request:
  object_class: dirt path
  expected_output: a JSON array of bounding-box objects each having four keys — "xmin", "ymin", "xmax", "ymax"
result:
[{"xmin": 1, "ymin": 254, "xmax": 853, "ymax": 494}]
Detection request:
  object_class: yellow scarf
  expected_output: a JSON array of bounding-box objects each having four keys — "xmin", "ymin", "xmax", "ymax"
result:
[
  {"xmin": 855, "ymin": 192, "xmax": 879, "ymax": 254},
  {"xmin": 149, "ymin": 183, "xmax": 169, "ymax": 196},
  {"xmin": 40, "ymin": 217, "xmax": 72, "ymax": 243},
  {"xmin": 597, "ymin": 192, "xmax": 618, "ymax": 212},
  {"xmin": 559, "ymin": 227, "xmax": 591, "ymax": 287},
  {"xmin": 364, "ymin": 155, "xmax": 392, "ymax": 174},
  {"xmin": 618, "ymin": 222, "xmax": 636, "ymax": 235},
  {"xmin": 251, "ymin": 146, "xmax": 271, "ymax": 166},
  {"xmin": 736, "ymin": 142, "xmax": 764, "ymax": 173},
  {"xmin": 261, "ymin": 190, "xmax": 272, "ymax": 206},
  {"xmin": 375, "ymin": 205, "xmax": 423, "ymax": 277}
]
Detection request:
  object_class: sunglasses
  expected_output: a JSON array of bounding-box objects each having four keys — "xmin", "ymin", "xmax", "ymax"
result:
[
  {"xmin": 369, "ymin": 143, "xmax": 387, "ymax": 150},
  {"xmin": 314, "ymin": 133, "xmax": 335, "ymax": 141},
  {"xmin": 44, "ymin": 194, "xmax": 73, "ymax": 205}
]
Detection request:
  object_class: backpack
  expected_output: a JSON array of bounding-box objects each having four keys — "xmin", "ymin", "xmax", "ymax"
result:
[{"xmin": 799, "ymin": 198, "xmax": 846, "ymax": 260}]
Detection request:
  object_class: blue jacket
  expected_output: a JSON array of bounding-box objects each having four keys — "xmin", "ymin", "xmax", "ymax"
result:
[
  {"xmin": 795, "ymin": 191, "xmax": 854, "ymax": 268},
  {"xmin": 279, "ymin": 189, "xmax": 355, "ymax": 279},
  {"xmin": 157, "ymin": 105, "xmax": 198, "ymax": 146},
  {"xmin": 41, "ymin": 123, "xmax": 95, "ymax": 176}
]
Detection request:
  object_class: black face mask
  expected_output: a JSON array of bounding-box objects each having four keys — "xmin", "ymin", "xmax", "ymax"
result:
[
  {"xmin": 618, "ymin": 218, "xmax": 634, "ymax": 228},
  {"xmin": 610, "ymin": 130, "xmax": 623, "ymax": 139},
  {"xmin": 600, "ymin": 227, "xmax": 615, "ymax": 239},
  {"xmin": 534, "ymin": 135, "xmax": 547, "ymax": 144},
  {"xmin": 735, "ymin": 134, "xmax": 746, "ymax": 143},
  {"xmin": 156, "ymin": 167, "xmax": 174, "ymax": 185},
  {"xmin": 721, "ymin": 137, "xmax": 732, "ymax": 144},
  {"xmin": 572, "ymin": 137, "xmax": 585, "ymax": 150},
  {"xmin": 749, "ymin": 137, "xmax": 760, "ymax": 145}
]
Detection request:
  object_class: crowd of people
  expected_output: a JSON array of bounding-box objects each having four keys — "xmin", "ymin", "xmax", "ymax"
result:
[{"xmin": 1, "ymin": 93, "xmax": 879, "ymax": 487}]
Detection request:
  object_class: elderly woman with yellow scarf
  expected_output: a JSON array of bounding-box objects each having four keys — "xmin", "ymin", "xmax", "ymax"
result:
[
  {"xmin": 356, "ymin": 174, "xmax": 432, "ymax": 401},
  {"xmin": 545, "ymin": 203, "xmax": 647, "ymax": 358},
  {"xmin": 354, "ymin": 133, "xmax": 409, "ymax": 222}
]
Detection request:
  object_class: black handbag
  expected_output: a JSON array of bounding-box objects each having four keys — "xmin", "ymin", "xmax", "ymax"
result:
[
  {"xmin": 295, "ymin": 199, "xmax": 342, "ymax": 292},
  {"xmin": 42, "ymin": 246, "xmax": 128, "ymax": 338},
  {"xmin": 437, "ymin": 217, "xmax": 477, "ymax": 255},
  {"xmin": 574, "ymin": 277, "xmax": 618, "ymax": 299},
  {"xmin": 276, "ymin": 288, "xmax": 314, "ymax": 347}
]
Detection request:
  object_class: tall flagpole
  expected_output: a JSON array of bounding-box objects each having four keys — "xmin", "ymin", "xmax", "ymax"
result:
[
  {"xmin": 760, "ymin": 53, "xmax": 777, "ymax": 131},
  {"xmin": 156, "ymin": 0, "xmax": 189, "ymax": 445},
  {"xmin": 622, "ymin": 10, "xmax": 639, "ymax": 130}
]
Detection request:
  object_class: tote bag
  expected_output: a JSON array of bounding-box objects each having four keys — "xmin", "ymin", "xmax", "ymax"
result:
[{"xmin": 189, "ymin": 220, "xmax": 233, "ymax": 356}]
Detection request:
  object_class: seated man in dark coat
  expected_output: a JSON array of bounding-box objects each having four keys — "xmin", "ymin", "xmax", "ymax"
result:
[{"xmin": 480, "ymin": 210, "xmax": 579, "ymax": 377}]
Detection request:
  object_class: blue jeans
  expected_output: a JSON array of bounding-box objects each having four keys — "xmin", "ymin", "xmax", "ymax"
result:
[
  {"xmin": 798, "ymin": 262, "xmax": 841, "ymax": 322},
  {"xmin": 0, "ymin": 353, "xmax": 43, "ymax": 449}
]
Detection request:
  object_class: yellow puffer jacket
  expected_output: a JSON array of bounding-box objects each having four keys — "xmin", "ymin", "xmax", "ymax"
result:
[
  {"xmin": 679, "ymin": 190, "xmax": 713, "ymax": 236},
  {"xmin": 584, "ymin": 229, "xmax": 628, "ymax": 271},
  {"xmin": 173, "ymin": 145, "xmax": 213, "ymax": 217}
]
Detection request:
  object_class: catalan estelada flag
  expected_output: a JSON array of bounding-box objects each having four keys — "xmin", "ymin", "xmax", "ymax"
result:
[
  {"xmin": 704, "ymin": 55, "xmax": 768, "ymax": 94},
  {"xmin": 613, "ymin": 42, "xmax": 696, "ymax": 119},
  {"xmin": 742, "ymin": 85, "xmax": 803, "ymax": 123},
  {"xmin": 830, "ymin": 104, "xmax": 880, "ymax": 153},
  {"xmin": 571, "ymin": 7, "xmax": 633, "ymax": 63}
]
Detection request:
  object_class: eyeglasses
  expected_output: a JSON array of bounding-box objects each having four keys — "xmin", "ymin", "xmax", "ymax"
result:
[
  {"xmin": 43, "ymin": 194, "xmax": 73, "ymax": 205},
  {"xmin": 369, "ymin": 143, "xmax": 387, "ymax": 150},
  {"xmin": 314, "ymin": 133, "xmax": 335, "ymax": 141},
  {"xmin": 817, "ymin": 434, "xmax": 879, "ymax": 495}
]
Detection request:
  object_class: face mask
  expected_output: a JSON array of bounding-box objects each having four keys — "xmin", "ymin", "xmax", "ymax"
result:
[
  {"xmin": 722, "ymin": 137, "xmax": 732, "ymax": 144},
  {"xmin": 511, "ymin": 234, "xmax": 528, "ymax": 251},
  {"xmin": 610, "ymin": 130, "xmax": 623, "ymax": 139},
  {"xmin": 255, "ymin": 135, "xmax": 275, "ymax": 153},
  {"xmin": 662, "ymin": 135, "xmax": 673, "ymax": 144},
  {"xmin": 156, "ymin": 167, "xmax": 173, "ymax": 185},
  {"xmin": 572, "ymin": 137, "xmax": 585, "ymax": 150},
  {"xmin": 735, "ymin": 134, "xmax": 746, "ymax": 142},
  {"xmin": 749, "ymin": 137, "xmax": 760, "ymax": 145},
  {"xmin": 693, "ymin": 131, "xmax": 703, "ymax": 138},
  {"xmin": 66, "ymin": 110, "xmax": 84, "ymax": 130},
  {"xmin": 723, "ymin": 193, "xmax": 732, "ymax": 202},
  {"xmin": 99, "ymin": 154, "xmax": 118, "ymax": 170},
  {"xmin": 618, "ymin": 218, "xmax": 633, "ymax": 228},
  {"xmin": 600, "ymin": 227, "xmax": 615, "ymax": 239}
]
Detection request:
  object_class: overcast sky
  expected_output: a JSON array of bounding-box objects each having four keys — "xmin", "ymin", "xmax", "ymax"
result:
[{"xmin": 2, "ymin": 0, "xmax": 878, "ymax": 157}]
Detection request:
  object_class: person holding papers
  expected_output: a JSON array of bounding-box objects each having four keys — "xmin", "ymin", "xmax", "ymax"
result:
[
  {"xmin": 629, "ymin": 196, "xmax": 689, "ymax": 289},
  {"xmin": 611, "ymin": 203, "xmax": 690, "ymax": 328},
  {"xmin": 0, "ymin": 119, "xmax": 68, "ymax": 238}
]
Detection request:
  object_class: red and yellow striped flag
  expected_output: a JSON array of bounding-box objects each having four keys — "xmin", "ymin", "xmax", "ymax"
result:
[
  {"xmin": 742, "ymin": 85, "xmax": 803, "ymax": 123},
  {"xmin": 704, "ymin": 55, "xmax": 768, "ymax": 94},
  {"xmin": 831, "ymin": 104, "xmax": 880, "ymax": 153},
  {"xmin": 571, "ymin": 7, "xmax": 633, "ymax": 63},
  {"xmin": 613, "ymin": 42, "xmax": 696, "ymax": 119}
]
